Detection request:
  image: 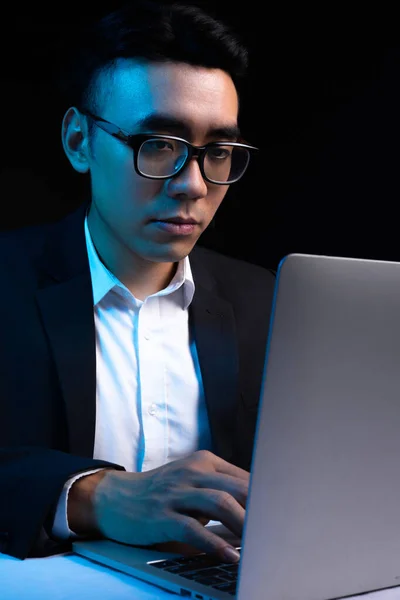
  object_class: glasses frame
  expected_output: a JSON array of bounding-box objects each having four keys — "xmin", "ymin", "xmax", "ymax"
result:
[{"xmin": 80, "ymin": 109, "xmax": 258, "ymax": 185}]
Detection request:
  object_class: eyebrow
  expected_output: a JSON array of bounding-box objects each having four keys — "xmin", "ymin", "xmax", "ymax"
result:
[{"xmin": 135, "ymin": 114, "xmax": 241, "ymax": 141}]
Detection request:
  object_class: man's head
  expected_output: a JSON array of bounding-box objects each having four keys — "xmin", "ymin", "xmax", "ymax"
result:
[{"xmin": 60, "ymin": 0, "xmax": 254, "ymax": 279}]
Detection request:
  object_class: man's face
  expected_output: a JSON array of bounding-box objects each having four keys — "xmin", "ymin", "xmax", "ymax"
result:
[{"xmin": 84, "ymin": 60, "xmax": 240, "ymax": 266}]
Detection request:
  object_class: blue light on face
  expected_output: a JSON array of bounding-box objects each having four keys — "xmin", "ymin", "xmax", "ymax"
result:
[{"xmin": 173, "ymin": 154, "xmax": 187, "ymax": 172}]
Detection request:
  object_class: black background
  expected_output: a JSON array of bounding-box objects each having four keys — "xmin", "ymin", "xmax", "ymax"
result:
[{"xmin": 1, "ymin": 3, "xmax": 398, "ymax": 271}]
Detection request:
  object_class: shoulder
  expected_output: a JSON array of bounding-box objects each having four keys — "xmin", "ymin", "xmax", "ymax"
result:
[
  {"xmin": 0, "ymin": 222, "xmax": 50, "ymax": 258},
  {"xmin": 0, "ymin": 202, "xmax": 87, "ymax": 273},
  {"xmin": 0, "ymin": 224, "xmax": 53, "ymax": 298},
  {"xmin": 190, "ymin": 243, "xmax": 276, "ymax": 298}
]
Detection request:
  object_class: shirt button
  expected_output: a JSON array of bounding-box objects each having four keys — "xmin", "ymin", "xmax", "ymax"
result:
[{"xmin": 148, "ymin": 404, "xmax": 157, "ymax": 416}]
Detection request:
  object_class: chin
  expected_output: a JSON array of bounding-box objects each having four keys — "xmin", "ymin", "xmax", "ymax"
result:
[{"xmin": 153, "ymin": 241, "xmax": 196, "ymax": 263}]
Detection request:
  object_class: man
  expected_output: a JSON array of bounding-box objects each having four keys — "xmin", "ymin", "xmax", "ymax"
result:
[{"xmin": 0, "ymin": 0, "xmax": 275, "ymax": 562}]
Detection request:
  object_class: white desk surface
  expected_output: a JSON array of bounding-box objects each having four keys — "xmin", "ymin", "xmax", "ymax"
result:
[{"xmin": 2, "ymin": 551, "xmax": 400, "ymax": 600}]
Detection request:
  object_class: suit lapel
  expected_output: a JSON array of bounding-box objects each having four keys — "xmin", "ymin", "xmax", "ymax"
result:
[
  {"xmin": 190, "ymin": 248, "xmax": 240, "ymax": 463},
  {"xmin": 35, "ymin": 202, "xmax": 97, "ymax": 458}
]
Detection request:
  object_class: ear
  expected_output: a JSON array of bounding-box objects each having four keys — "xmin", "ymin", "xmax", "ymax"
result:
[{"xmin": 61, "ymin": 107, "xmax": 90, "ymax": 173}]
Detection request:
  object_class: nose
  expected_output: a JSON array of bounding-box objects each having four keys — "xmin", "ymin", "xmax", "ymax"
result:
[{"xmin": 166, "ymin": 157, "xmax": 208, "ymax": 200}]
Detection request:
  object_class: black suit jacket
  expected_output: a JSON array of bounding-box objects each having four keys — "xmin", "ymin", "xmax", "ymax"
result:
[{"xmin": 0, "ymin": 201, "xmax": 276, "ymax": 559}]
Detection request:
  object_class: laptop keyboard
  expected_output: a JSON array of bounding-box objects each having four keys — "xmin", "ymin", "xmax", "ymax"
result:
[{"xmin": 148, "ymin": 549, "xmax": 241, "ymax": 596}]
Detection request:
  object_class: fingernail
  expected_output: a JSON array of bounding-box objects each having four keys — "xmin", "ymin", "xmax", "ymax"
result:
[{"xmin": 223, "ymin": 547, "xmax": 240, "ymax": 563}]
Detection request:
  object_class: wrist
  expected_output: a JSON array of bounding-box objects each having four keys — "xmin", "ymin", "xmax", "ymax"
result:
[{"xmin": 67, "ymin": 469, "xmax": 111, "ymax": 535}]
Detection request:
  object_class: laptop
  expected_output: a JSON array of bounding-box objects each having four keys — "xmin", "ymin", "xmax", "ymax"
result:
[{"xmin": 73, "ymin": 252, "xmax": 400, "ymax": 599}]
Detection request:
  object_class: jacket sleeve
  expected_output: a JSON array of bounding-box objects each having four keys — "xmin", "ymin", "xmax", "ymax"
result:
[{"xmin": 0, "ymin": 446, "xmax": 125, "ymax": 559}]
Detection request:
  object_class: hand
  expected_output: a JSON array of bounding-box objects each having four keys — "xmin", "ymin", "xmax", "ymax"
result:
[{"xmin": 68, "ymin": 450, "xmax": 248, "ymax": 563}]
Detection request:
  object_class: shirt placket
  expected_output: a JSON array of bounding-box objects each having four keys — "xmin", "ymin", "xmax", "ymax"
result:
[{"xmin": 137, "ymin": 296, "xmax": 167, "ymax": 471}]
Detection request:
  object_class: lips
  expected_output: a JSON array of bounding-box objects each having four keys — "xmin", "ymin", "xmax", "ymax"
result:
[
  {"xmin": 153, "ymin": 217, "xmax": 198, "ymax": 225},
  {"xmin": 151, "ymin": 219, "xmax": 197, "ymax": 236}
]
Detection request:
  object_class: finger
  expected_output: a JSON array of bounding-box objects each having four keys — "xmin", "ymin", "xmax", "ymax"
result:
[
  {"xmin": 183, "ymin": 512, "xmax": 211, "ymax": 527},
  {"xmin": 178, "ymin": 515, "xmax": 241, "ymax": 563},
  {"xmin": 195, "ymin": 472, "xmax": 248, "ymax": 508},
  {"xmin": 176, "ymin": 488, "xmax": 245, "ymax": 539},
  {"xmin": 208, "ymin": 453, "xmax": 250, "ymax": 481}
]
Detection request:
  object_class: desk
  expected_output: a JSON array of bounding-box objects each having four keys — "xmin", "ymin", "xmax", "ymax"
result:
[
  {"xmin": 0, "ymin": 552, "xmax": 177, "ymax": 599},
  {"xmin": 1, "ymin": 552, "xmax": 400, "ymax": 600}
]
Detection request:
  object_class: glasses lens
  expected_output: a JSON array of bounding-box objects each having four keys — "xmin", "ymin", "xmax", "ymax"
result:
[
  {"xmin": 204, "ymin": 145, "xmax": 250, "ymax": 183},
  {"xmin": 138, "ymin": 138, "xmax": 188, "ymax": 177}
]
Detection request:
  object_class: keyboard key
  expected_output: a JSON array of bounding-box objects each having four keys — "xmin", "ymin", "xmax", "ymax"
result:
[
  {"xmin": 194, "ymin": 576, "xmax": 224, "ymax": 586},
  {"xmin": 213, "ymin": 581, "xmax": 237, "ymax": 594},
  {"xmin": 220, "ymin": 563, "xmax": 239, "ymax": 573}
]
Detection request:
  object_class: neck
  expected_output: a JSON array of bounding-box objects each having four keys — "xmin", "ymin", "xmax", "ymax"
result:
[
  {"xmin": 87, "ymin": 205, "xmax": 179, "ymax": 301},
  {"xmin": 113, "ymin": 260, "xmax": 178, "ymax": 301}
]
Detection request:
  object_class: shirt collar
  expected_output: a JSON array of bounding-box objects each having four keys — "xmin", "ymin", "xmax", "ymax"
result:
[{"xmin": 84, "ymin": 213, "xmax": 195, "ymax": 309}]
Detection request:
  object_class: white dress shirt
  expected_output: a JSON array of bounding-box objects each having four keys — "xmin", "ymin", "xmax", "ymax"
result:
[{"xmin": 52, "ymin": 215, "xmax": 212, "ymax": 538}]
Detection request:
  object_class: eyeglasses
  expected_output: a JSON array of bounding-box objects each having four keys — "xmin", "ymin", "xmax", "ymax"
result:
[{"xmin": 80, "ymin": 110, "xmax": 258, "ymax": 185}]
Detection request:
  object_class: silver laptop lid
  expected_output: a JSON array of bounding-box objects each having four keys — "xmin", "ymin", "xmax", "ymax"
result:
[{"xmin": 238, "ymin": 253, "xmax": 400, "ymax": 600}]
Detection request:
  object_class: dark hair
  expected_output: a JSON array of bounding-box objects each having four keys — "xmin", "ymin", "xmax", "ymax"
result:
[{"xmin": 56, "ymin": 0, "xmax": 249, "ymax": 116}]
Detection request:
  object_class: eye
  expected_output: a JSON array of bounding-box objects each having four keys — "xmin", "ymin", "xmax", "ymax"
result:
[
  {"xmin": 143, "ymin": 139, "xmax": 175, "ymax": 153},
  {"xmin": 207, "ymin": 146, "xmax": 232, "ymax": 160}
]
